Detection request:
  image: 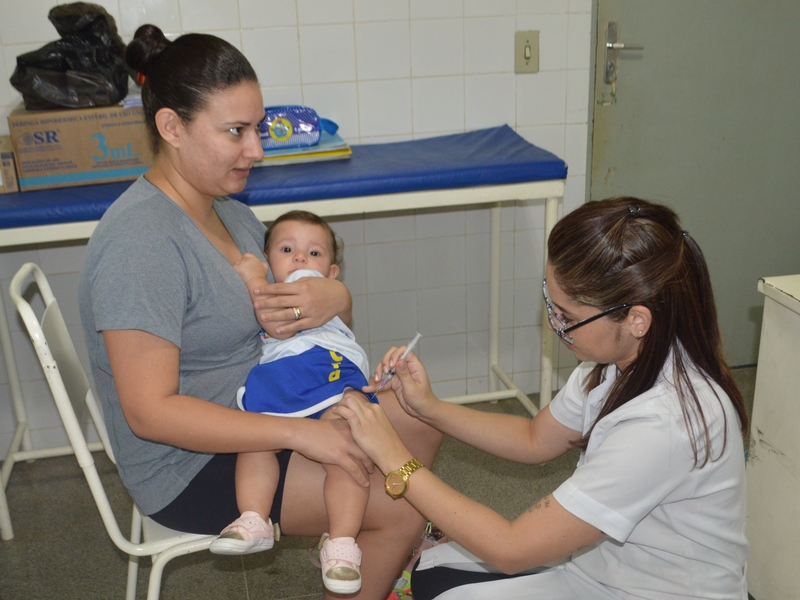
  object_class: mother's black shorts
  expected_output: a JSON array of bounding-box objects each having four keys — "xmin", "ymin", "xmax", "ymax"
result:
[{"xmin": 148, "ymin": 450, "xmax": 292, "ymax": 534}]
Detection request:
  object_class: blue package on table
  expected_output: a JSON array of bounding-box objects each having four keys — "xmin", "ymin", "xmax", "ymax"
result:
[{"xmin": 260, "ymin": 106, "xmax": 338, "ymax": 150}]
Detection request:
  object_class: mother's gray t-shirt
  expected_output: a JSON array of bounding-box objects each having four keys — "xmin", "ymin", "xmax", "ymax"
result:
[{"xmin": 79, "ymin": 176, "xmax": 267, "ymax": 514}]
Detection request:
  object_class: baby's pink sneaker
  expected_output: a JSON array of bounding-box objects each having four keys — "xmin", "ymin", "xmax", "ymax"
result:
[
  {"xmin": 209, "ymin": 511, "xmax": 275, "ymax": 555},
  {"xmin": 320, "ymin": 536, "xmax": 362, "ymax": 594}
]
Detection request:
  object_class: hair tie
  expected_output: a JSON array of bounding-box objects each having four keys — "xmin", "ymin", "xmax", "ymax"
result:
[
  {"xmin": 628, "ymin": 204, "xmax": 640, "ymax": 216},
  {"xmin": 137, "ymin": 72, "xmax": 146, "ymax": 85},
  {"xmin": 682, "ymin": 230, "xmax": 689, "ymax": 238}
]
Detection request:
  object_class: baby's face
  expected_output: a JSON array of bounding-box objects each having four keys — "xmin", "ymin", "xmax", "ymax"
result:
[{"xmin": 266, "ymin": 220, "xmax": 338, "ymax": 283}]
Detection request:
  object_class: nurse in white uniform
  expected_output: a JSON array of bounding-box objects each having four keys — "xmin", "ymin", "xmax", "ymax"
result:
[{"xmin": 336, "ymin": 197, "xmax": 749, "ymax": 600}]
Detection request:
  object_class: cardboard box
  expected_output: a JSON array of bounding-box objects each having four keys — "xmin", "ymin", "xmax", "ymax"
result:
[
  {"xmin": 7, "ymin": 103, "xmax": 153, "ymax": 191},
  {"xmin": 0, "ymin": 136, "xmax": 19, "ymax": 194}
]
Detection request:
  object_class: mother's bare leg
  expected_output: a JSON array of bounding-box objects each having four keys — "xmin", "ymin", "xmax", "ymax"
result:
[{"xmin": 281, "ymin": 390, "xmax": 443, "ymax": 599}]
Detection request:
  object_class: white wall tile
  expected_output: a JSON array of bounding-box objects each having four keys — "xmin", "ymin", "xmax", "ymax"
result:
[
  {"xmin": 340, "ymin": 243, "xmax": 367, "ymax": 296},
  {"xmin": 418, "ymin": 285, "xmax": 466, "ymax": 336},
  {"xmin": 514, "ymin": 228, "xmax": 545, "ymax": 280},
  {"xmin": 566, "ymin": 68, "xmax": 591, "ymax": 124},
  {"xmin": 239, "ymin": 0, "xmax": 298, "ymax": 28},
  {"xmin": 0, "ymin": 0, "xmax": 62, "ymax": 45},
  {"xmin": 423, "ymin": 333, "xmax": 466, "ymax": 382},
  {"xmin": 367, "ymin": 289, "xmax": 417, "ymax": 344},
  {"xmin": 350, "ymin": 293, "xmax": 369, "ymax": 339},
  {"xmin": 355, "ymin": 21, "xmax": 411, "ymax": 80},
  {"xmin": 0, "ymin": 46, "xmax": 10, "ymax": 109},
  {"xmin": 512, "ymin": 324, "xmax": 539, "ymax": 373},
  {"xmin": 297, "ymin": 0, "xmax": 354, "ymax": 25},
  {"xmin": 515, "ymin": 200, "xmax": 547, "ymax": 230},
  {"xmin": 47, "ymin": 272, "xmax": 83, "ymax": 327},
  {"xmin": 514, "ymin": 278, "xmax": 538, "ymax": 327},
  {"xmin": 357, "ymin": 79, "xmax": 412, "ymax": 137},
  {"xmin": 179, "ymin": 0, "xmax": 240, "ymax": 32},
  {"xmin": 33, "ymin": 244, "xmax": 84, "ymax": 275},
  {"xmin": 410, "ymin": 19, "xmax": 464, "ymax": 77},
  {"xmin": 203, "ymin": 29, "xmax": 242, "ymax": 51},
  {"xmin": 466, "ymin": 330, "xmax": 489, "ymax": 377},
  {"xmin": 516, "ymin": 14, "xmax": 569, "ymax": 71},
  {"xmin": 569, "ymin": 0, "xmax": 593, "ymax": 13},
  {"xmin": 364, "ymin": 211, "xmax": 415, "ymax": 243},
  {"xmin": 516, "ymin": 124, "xmax": 565, "ymax": 158},
  {"xmin": 328, "ymin": 215, "xmax": 365, "ymax": 246},
  {"xmin": 565, "ymin": 122, "xmax": 588, "ymax": 176},
  {"xmin": 359, "ymin": 133, "xmax": 414, "ymax": 144},
  {"xmin": 464, "ymin": 17, "xmax": 515, "ymax": 75},
  {"xmin": 466, "ymin": 282, "xmax": 490, "ymax": 330},
  {"xmin": 465, "ymin": 74, "xmax": 515, "ymax": 130},
  {"xmin": 354, "ymin": 0, "xmax": 409, "ymax": 22},
  {"xmin": 465, "ymin": 233, "xmax": 490, "ymax": 284},
  {"xmin": 567, "ymin": 12, "xmax": 592, "ymax": 69},
  {"xmin": 409, "ymin": 0, "xmax": 464, "ymax": 20},
  {"xmin": 302, "ymin": 82, "xmax": 360, "ymax": 140},
  {"xmin": 432, "ymin": 378, "xmax": 467, "ymax": 399},
  {"xmin": 464, "ymin": 0, "xmax": 515, "ymax": 17},
  {"xmin": 465, "ymin": 206, "xmax": 490, "ymax": 235},
  {"xmin": 299, "ymin": 24, "xmax": 357, "ymax": 84},
  {"xmin": 517, "ymin": 0, "xmax": 566, "ymax": 15},
  {"xmin": 516, "ymin": 69, "xmax": 567, "ymax": 126},
  {"xmin": 564, "ymin": 174, "xmax": 587, "ymax": 214},
  {"xmin": 261, "ymin": 85, "xmax": 303, "ymax": 106},
  {"xmin": 365, "ymin": 240, "xmax": 416, "ymax": 293},
  {"xmin": 119, "ymin": 0, "xmax": 181, "ymax": 37},
  {"xmin": 243, "ymin": 28, "xmax": 301, "ymax": 87},
  {"xmin": 416, "ymin": 207, "xmax": 465, "ymax": 239},
  {"xmin": 411, "ymin": 76, "xmax": 464, "ymax": 134},
  {"xmin": 416, "ymin": 236, "xmax": 466, "ymax": 288}
]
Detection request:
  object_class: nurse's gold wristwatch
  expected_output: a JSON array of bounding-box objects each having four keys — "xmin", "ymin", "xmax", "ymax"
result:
[{"xmin": 384, "ymin": 458, "xmax": 424, "ymax": 499}]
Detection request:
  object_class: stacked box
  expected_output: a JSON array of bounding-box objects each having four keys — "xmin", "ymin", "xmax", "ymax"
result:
[
  {"xmin": 7, "ymin": 103, "xmax": 153, "ymax": 191},
  {"xmin": 0, "ymin": 136, "xmax": 19, "ymax": 194}
]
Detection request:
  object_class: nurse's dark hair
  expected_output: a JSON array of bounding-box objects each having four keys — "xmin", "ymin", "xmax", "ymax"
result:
[
  {"xmin": 124, "ymin": 24, "xmax": 258, "ymax": 153},
  {"xmin": 548, "ymin": 197, "xmax": 747, "ymax": 467},
  {"xmin": 265, "ymin": 210, "xmax": 344, "ymax": 266}
]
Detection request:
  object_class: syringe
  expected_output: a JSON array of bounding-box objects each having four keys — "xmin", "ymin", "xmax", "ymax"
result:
[{"xmin": 377, "ymin": 332, "xmax": 422, "ymax": 390}]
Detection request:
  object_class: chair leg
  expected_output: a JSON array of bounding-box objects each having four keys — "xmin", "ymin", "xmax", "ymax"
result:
[
  {"xmin": 146, "ymin": 538, "xmax": 215, "ymax": 600},
  {"xmin": 0, "ymin": 478, "xmax": 12, "ymax": 541},
  {"xmin": 126, "ymin": 505, "xmax": 143, "ymax": 600}
]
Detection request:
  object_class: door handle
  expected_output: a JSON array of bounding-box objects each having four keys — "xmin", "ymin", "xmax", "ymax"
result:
[{"xmin": 604, "ymin": 21, "xmax": 644, "ymax": 84}]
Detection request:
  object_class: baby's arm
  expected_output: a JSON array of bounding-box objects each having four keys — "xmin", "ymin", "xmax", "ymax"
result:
[{"xmin": 233, "ymin": 253, "xmax": 289, "ymax": 340}]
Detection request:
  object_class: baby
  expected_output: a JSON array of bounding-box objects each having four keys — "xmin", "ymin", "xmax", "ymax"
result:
[{"xmin": 209, "ymin": 210, "xmax": 377, "ymax": 595}]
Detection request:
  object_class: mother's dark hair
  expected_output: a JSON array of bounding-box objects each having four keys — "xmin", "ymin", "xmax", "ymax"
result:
[
  {"xmin": 124, "ymin": 25, "xmax": 258, "ymax": 153},
  {"xmin": 548, "ymin": 197, "xmax": 747, "ymax": 467}
]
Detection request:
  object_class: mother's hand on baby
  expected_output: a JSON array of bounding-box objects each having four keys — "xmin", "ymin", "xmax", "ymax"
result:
[
  {"xmin": 297, "ymin": 415, "xmax": 375, "ymax": 487},
  {"xmin": 253, "ymin": 277, "xmax": 351, "ymax": 336}
]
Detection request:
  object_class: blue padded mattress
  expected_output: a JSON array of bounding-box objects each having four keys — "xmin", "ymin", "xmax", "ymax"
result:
[{"xmin": 0, "ymin": 125, "xmax": 567, "ymax": 230}]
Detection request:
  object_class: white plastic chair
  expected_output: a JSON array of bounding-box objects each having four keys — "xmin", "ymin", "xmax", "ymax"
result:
[{"xmin": 9, "ymin": 263, "xmax": 216, "ymax": 600}]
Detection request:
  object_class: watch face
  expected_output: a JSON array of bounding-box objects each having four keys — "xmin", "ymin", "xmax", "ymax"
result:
[{"xmin": 385, "ymin": 472, "xmax": 407, "ymax": 498}]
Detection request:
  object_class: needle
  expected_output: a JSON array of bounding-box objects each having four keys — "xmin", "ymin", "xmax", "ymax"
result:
[{"xmin": 377, "ymin": 332, "xmax": 422, "ymax": 390}]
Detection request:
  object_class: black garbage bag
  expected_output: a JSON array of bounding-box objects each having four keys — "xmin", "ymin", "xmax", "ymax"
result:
[{"xmin": 9, "ymin": 2, "xmax": 129, "ymax": 110}]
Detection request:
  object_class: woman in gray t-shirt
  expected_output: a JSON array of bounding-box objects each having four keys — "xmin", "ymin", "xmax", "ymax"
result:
[{"xmin": 79, "ymin": 26, "xmax": 442, "ymax": 599}]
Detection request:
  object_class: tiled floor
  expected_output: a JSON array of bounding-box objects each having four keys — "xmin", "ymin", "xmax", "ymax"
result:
[{"xmin": 0, "ymin": 367, "xmax": 756, "ymax": 600}]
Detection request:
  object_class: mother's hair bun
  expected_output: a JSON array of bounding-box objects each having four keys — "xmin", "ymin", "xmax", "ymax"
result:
[{"xmin": 124, "ymin": 24, "xmax": 171, "ymax": 76}]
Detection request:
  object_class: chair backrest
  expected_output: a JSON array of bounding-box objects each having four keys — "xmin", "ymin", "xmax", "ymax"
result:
[
  {"xmin": 9, "ymin": 263, "xmax": 125, "ymax": 536},
  {"xmin": 10, "ymin": 263, "xmax": 113, "ymax": 463}
]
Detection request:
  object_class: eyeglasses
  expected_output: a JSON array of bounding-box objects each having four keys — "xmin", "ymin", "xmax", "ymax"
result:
[{"xmin": 542, "ymin": 278, "xmax": 632, "ymax": 345}]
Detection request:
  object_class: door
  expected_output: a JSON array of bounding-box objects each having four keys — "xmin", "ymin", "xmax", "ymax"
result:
[{"xmin": 591, "ymin": 1, "xmax": 800, "ymax": 367}]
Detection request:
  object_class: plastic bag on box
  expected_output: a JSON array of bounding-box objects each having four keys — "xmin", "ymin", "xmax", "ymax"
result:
[{"xmin": 9, "ymin": 2, "xmax": 129, "ymax": 110}]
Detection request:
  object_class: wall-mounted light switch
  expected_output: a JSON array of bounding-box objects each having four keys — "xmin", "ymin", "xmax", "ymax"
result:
[{"xmin": 515, "ymin": 30, "xmax": 539, "ymax": 74}]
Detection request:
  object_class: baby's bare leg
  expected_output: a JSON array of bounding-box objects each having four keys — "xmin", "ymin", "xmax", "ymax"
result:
[
  {"xmin": 319, "ymin": 406, "xmax": 369, "ymax": 538},
  {"xmin": 235, "ymin": 450, "xmax": 280, "ymax": 520}
]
